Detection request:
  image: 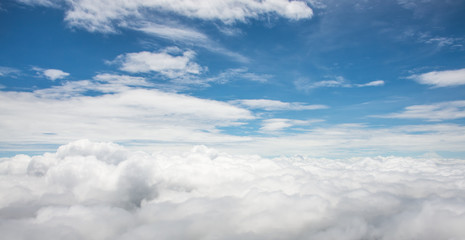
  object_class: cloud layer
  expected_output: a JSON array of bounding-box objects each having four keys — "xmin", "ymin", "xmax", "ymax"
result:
[{"xmin": 1, "ymin": 140, "xmax": 465, "ymax": 239}]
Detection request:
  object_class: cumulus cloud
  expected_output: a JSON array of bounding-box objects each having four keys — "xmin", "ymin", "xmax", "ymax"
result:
[
  {"xmin": 408, "ymin": 68, "xmax": 465, "ymax": 87},
  {"xmin": 114, "ymin": 48, "xmax": 205, "ymax": 78},
  {"xmin": 374, "ymin": 100, "xmax": 465, "ymax": 121},
  {"xmin": 1, "ymin": 140, "xmax": 465, "ymax": 239},
  {"xmin": 33, "ymin": 67, "xmax": 70, "ymax": 81},
  {"xmin": 231, "ymin": 99, "xmax": 328, "ymax": 111}
]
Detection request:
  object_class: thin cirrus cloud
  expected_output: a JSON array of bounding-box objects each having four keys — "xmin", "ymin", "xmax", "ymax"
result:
[
  {"xmin": 113, "ymin": 48, "xmax": 205, "ymax": 78},
  {"xmin": 231, "ymin": 99, "xmax": 328, "ymax": 111},
  {"xmin": 0, "ymin": 140, "xmax": 465, "ymax": 239},
  {"xmin": 374, "ymin": 100, "xmax": 465, "ymax": 122},
  {"xmin": 408, "ymin": 68, "xmax": 465, "ymax": 87},
  {"xmin": 294, "ymin": 76, "xmax": 385, "ymax": 91}
]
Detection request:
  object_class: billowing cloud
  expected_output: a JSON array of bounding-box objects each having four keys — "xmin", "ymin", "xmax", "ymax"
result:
[
  {"xmin": 0, "ymin": 140, "xmax": 465, "ymax": 239},
  {"xmin": 374, "ymin": 100, "xmax": 465, "ymax": 121},
  {"xmin": 231, "ymin": 99, "xmax": 328, "ymax": 111},
  {"xmin": 408, "ymin": 68, "xmax": 465, "ymax": 87},
  {"xmin": 114, "ymin": 48, "xmax": 205, "ymax": 78}
]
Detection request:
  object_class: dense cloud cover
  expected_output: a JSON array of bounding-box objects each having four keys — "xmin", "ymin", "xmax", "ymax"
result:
[{"xmin": 1, "ymin": 140, "xmax": 465, "ymax": 239}]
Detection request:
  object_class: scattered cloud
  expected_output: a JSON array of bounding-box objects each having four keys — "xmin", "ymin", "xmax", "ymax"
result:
[
  {"xmin": 231, "ymin": 99, "xmax": 328, "ymax": 111},
  {"xmin": 408, "ymin": 68, "xmax": 465, "ymax": 87},
  {"xmin": 0, "ymin": 140, "xmax": 465, "ymax": 239},
  {"xmin": 295, "ymin": 76, "xmax": 385, "ymax": 91},
  {"xmin": 374, "ymin": 100, "xmax": 465, "ymax": 122},
  {"xmin": 113, "ymin": 48, "xmax": 205, "ymax": 78},
  {"xmin": 33, "ymin": 67, "xmax": 70, "ymax": 81}
]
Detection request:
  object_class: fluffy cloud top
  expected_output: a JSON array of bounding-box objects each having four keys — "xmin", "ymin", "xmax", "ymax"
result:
[
  {"xmin": 114, "ymin": 48, "xmax": 205, "ymax": 78},
  {"xmin": 43, "ymin": 69, "xmax": 70, "ymax": 80},
  {"xmin": 409, "ymin": 68, "xmax": 465, "ymax": 87},
  {"xmin": 1, "ymin": 140, "xmax": 465, "ymax": 239},
  {"xmin": 33, "ymin": 67, "xmax": 70, "ymax": 81},
  {"xmin": 17, "ymin": 0, "xmax": 313, "ymax": 33}
]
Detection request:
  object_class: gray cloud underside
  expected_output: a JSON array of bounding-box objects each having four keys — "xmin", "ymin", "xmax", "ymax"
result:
[{"xmin": 1, "ymin": 140, "xmax": 465, "ymax": 239}]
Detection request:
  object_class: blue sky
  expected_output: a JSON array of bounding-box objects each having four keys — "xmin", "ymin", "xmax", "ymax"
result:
[{"xmin": 1, "ymin": 0, "xmax": 465, "ymax": 157}]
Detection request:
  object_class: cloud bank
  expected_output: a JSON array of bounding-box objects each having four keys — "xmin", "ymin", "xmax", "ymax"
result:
[{"xmin": 1, "ymin": 140, "xmax": 465, "ymax": 239}]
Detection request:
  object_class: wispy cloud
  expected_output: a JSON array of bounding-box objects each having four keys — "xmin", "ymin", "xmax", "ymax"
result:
[
  {"xmin": 0, "ymin": 66, "xmax": 20, "ymax": 77},
  {"xmin": 373, "ymin": 100, "xmax": 465, "ymax": 122},
  {"xmin": 231, "ymin": 99, "xmax": 328, "ymax": 111},
  {"xmin": 408, "ymin": 68, "xmax": 465, "ymax": 87},
  {"xmin": 295, "ymin": 76, "xmax": 385, "ymax": 91},
  {"xmin": 260, "ymin": 118, "xmax": 321, "ymax": 132},
  {"xmin": 133, "ymin": 22, "xmax": 209, "ymax": 43}
]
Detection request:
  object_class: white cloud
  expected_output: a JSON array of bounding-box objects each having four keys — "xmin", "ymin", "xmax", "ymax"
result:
[
  {"xmin": 134, "ymin": 22, "xmax": 209, "ymax": 43},
  {"xmin": 231, "ymin": 99, "xmax": 328, "ymax": 111},
  {"xmin": 33, "ymin": 67, "xmax": 70, "ymax": 81},
  {"xmin": 0, "ymin": 79, "xmax": 254, "ymax": 148},
  {"xmin": 260, "ymin": 118, "xmax": 319, "ymax": 131},
  {"xmin": 1, "ymin": 140, "xmax": 465, "ymax": 239},
  {"xmin": 114, "ymin": 48, "xmax": 205, "ymax": 78},
  {"xmin": 295, "ymin": 76, "xmax": 385, "ymax": 90},
  {"xmin": 356, "ymin": 80, "xmax": 385, "ymax": 87},
  {"xmin": 374, "ymin": 100, "xmax": 465, "ymax": 121},
  {"xmin": 67, "ymin": 0, "xmax": 313, "ymax": 32},
  {"xmin": 43, "ymin": 69, "xmax": 70, "ymax": 80},
  {"xmin": 409, "ymin": 68, "xmax": 465, "ymax": 87},
  {"xmin": 17, "ymin": 0, "xmax": 313, "ymax": 33}
]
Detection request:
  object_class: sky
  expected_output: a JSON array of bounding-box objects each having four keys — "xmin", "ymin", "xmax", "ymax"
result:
[
  {"xmin": 1, "ymin": 1, "xmax": 465, "ymax": 239},
  {"xmin": 1, "ymin": 0, "xmax": 465, "ymax": 158}
]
